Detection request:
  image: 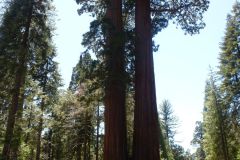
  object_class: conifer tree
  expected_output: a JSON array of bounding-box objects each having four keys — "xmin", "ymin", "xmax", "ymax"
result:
[
  {"xmin": 191, "ymin": 121, "xmax": 205, "ymax": 160},
  {"xmin": 159, "ymin": 100, "xmax": 177, "ymax": 160},
  {"xmin": 218, "ymin": 2, "xmax": 240, "ymax": 158},
  {"xmin": 203, "ymin": 73, "xmax": 229, "ymax": 160},
  {"xmin": 0, "ymin": 0, "xmax": 60, "ymax": 159},
  {"xmin": 1, "ymin": 1, "xmax": 34, "ymax": 158},
  {"xmin": 133, "ymin": 0, "xmax": 209, "ymax": 159}
]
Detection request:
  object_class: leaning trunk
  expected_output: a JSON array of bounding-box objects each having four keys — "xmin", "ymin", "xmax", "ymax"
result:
[
  {"xmin": 133, "ymin": 0, "xmax": 160, "ymax": 159},
  {"xmin": 103, "ymin": 0, "xmax": 127, "ymax": 159},
  {"xmin": 2, "ymin": 1, "xmax": 33, "ymax": 159}
]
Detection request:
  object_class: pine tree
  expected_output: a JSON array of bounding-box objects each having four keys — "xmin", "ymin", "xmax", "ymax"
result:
[
  {"xmin": 159, "ymin": 100, "xmax": 179, "ymax": 160},
  {"xmin": 160, "ymin": 100, "xmax": 178, "ymax": 145}
]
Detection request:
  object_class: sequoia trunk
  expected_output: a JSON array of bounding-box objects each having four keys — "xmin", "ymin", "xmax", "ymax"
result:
[
  {"xmin": 103, "ymin": 0, "xmax": 127, "ymax": 159},
  {"xmin": 133, "ymin": 0, "xmax": 160, "ymax": 159}
]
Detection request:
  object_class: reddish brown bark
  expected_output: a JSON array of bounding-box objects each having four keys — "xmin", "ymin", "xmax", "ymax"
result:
[
  {"xmin": 133, "ymin": 0, "xmax": 160, "ymax": 159},
  {"xmin": 103, "ymin": 0, "xmax": 127, "ymax": 159}
]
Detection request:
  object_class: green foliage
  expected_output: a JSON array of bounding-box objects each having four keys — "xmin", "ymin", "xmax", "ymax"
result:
[
  {"xmin": 191, "ymin": 121, "xmax": 205, "ymax": 160},
  {"xmin": 237, "ymin": 149, "xmax": 240, "ymax": 160},
  {"xmin": 201, "ymin": 3, "xmax": 240, "ymax": 159},
  {"xmin": 0, "ymin": 0, "xmax": 61, "ymax": 158},
  {"xmin": 160, "ymin": 100, "xmax": 178, "ymax": 144},
  {"xmin": 218, "ymin": 2, "xmax": 240, "ymax": 159},
  {"xmin": 203, "ymin": 73, "xmax": 229, "ymax": 160},
  {"xmin": 159, "ymin": 100, "xmax": 184, "ymax": 160}
]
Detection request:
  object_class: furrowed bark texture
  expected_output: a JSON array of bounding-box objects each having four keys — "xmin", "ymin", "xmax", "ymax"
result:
[
  {"xmin": 103, "ymin": 0, "xmax": 127, "ymax": 159},
  {"xmin": 133, "ymin": 0, "xmax": 160, "ymax": 159}
]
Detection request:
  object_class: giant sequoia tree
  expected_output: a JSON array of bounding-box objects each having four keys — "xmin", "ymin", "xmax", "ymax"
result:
[
  {"xmin": 103, "ymin": 0, "xmax": 128, "ymax": 159},
  {"xmin": 75, "ymin": 0, "xmax": 128, "ymax": 159},
  {"xmin": 133, "ymin": 0, "xmax": 160, "ymax": 158},
  {"xmin": 133, "ymin": 0, "xmax": 209, "ymax": 159}
]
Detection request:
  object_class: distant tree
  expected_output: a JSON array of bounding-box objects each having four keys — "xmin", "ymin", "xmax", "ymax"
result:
[
  {"xmin": 191, "ymin": 121, "xmax": 205, "ymax": 160},
  {"xmin": 160, "ymin": 100, "xmax": 178, "ymax": 144},
  {"xmin": 171, "ymin": 144, "xmax": 188, "ymax": 160},
  {"xmin": 203, "ymin": 73, "xmax": 229, "ymax": 160},
  {"xmin": 48, "ymin": 53, "xmax": 105, "ymax": 160},
  {"xmin": 159, "ymin": 100, "xmax": 180, "ymax": 160}
]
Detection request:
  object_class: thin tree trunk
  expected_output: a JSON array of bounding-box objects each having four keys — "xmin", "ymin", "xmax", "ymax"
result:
[
  {"xmin": 88, "ymin": 141, "xmax": 91, "ymax": 160},
  {"xmin": 76, "ymin": 143, "xmax": 82, "ymax": 160},
  {"xmin": 83, "ymin": 134, "xmax": 87, "ymax": 160},
  {"xmin": 36, "ymin": 52, "xmax": 48, "ymax": 160},
  {"xmin": 2, "ymin": 1, "xmax": 33, "ymax": 159},
  {"xmin": 36, "ymin": 85, "xmax": 47, "ymax": 160},
  {"xmin": 48, "ymin": 129, "xmax": 52, "ymax": 160},
  {"xmin": 103, "ymin": 0, "xmax": 127, "ymax": 159},
  {"xmin": 133, "ymin": 0, "xmax": 160, "ymax": 159},
  {"xmin": 25, "ymin": 105, "xmax": 34, "ymax": 143},
  {"xmin": 96, "ymin": 104, "xmax": 100, "ymax": 160},
  {"xmin": 36, "ymin": 101, "xmax": 44, "ymax": 160}
]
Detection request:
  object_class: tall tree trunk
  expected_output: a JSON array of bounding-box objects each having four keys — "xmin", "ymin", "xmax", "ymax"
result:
[
  {"xmin": 103, "ymin": 0, "xmax": 127, "ymax": 159},
  {"xmin": 133, "ymin": 0, "xmax": 160, "ymax": 159},
  {"xmin": 2, "ymin": 1, "xmax": 33, "ymax": 159}
]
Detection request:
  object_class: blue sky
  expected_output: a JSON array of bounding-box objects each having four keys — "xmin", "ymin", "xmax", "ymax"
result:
[{"xmin": 53, "ymin": 0, "xmax": 236, "ymax": 151}]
